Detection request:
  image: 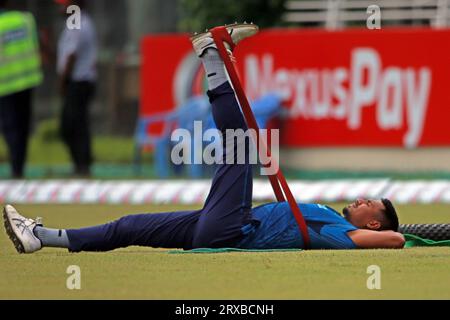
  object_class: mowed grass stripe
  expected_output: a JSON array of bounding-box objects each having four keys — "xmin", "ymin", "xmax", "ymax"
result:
[{"xmin": 0, "ymin": 204, "xmax": 449, "ymax": 299}]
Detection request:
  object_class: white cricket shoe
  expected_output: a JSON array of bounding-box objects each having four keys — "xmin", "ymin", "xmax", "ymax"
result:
[
  {"xmin": 191, "ymin": 22, "xmax": 259, "ymax": 57},
  {"xmin": 3, "ymin": 205, "xmax": 42, "ymax": 254}
]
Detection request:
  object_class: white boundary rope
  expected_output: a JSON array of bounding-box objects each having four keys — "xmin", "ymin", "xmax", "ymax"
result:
[{"xmin": 1, "ymin": 179, "xmax": 450, "ymax": 204}]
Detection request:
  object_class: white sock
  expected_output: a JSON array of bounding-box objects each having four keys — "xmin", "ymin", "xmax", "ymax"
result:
[
  {"xmin": 200, "ymin": 48, "xmax": 228, "ymax": 90},
  {"xmin": 34, "ymin": 226, "xmax": 70, "ymax": 248}
]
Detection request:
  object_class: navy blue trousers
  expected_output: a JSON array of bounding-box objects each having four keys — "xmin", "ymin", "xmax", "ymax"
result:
[
  {"xmin": 67, "ymin": 82, "xmax": 254, "ymax": 251},
  {"xmin": 61, "ymin": 81, "xmax": 95, "ymax": 175},
  {"xmin": 0, "ymin": 89, "xmax": 32, "ymax": 178}
]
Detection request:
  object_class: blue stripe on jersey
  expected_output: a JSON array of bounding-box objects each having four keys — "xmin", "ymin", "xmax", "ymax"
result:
[{"xmin": 236, "ymin": 202, "xmax": 358, "ymax": 250}]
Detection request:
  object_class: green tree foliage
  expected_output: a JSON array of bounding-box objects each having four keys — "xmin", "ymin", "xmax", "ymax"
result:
[{"xmin": 178, "ymin": 0, "xmax": 287, "ymax": 32}]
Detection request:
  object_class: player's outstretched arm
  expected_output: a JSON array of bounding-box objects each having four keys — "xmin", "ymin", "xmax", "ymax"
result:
[{"xmin": 347, "ymin": 229, "xmax": 405, "ymax": 249}]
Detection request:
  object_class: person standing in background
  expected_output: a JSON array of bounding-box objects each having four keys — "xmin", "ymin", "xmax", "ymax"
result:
[
  {"xmin": 55, "ymin": 0, "xmax": 97, "ymax": 177},
  {"xmin": 0, "ymin": 0, "xmax": 43, "ymax": 179}
]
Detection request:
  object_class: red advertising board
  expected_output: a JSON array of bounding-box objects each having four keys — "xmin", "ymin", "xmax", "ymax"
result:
[{"xmin": 141, "ymin": 28, "xmax": 450, "ymax": 148}]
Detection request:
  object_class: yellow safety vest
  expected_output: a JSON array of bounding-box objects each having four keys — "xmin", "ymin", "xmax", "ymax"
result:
[{"xmin": 0, "ymin": 10, "xmax": 43, "ymax": 97}]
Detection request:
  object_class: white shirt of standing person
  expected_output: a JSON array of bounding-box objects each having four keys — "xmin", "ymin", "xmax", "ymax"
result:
[{"xmin": 57, "ymin": 12, "xmax": 97, "ymax": 82}]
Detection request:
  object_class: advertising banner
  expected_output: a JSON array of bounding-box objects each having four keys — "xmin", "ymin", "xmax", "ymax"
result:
[{"xmin": 141, "ymin": 28, "xmax": 450, "ymax": 148}]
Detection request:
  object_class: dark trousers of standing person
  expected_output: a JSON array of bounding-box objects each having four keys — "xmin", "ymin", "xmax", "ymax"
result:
[
  {"xmin": 60, "ymin": 80, "xmax": 95, "ymax": 176},
  {"xmin": 0, "ymin": 89, "xmax": 32, "ymax": 179}
]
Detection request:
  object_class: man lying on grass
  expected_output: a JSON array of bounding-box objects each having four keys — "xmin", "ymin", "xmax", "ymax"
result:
[{"xmin": 3, "ymin": 23, "xmax": 405, "ymax": 254}]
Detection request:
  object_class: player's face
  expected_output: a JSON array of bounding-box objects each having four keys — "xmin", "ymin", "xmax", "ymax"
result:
[{"xmin": 342, "ymin": 199, "xmax": 386, "ymax": 230}]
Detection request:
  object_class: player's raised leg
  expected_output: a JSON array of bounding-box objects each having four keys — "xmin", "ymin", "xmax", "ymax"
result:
[{"xmin": 190, "ymin": 24, "xmax": 260, "ymax": 248}]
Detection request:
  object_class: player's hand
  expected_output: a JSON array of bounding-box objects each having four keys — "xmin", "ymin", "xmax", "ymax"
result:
[{"xmin": 229, "ymin": 52, "xmax": 237, "ymax": 63}]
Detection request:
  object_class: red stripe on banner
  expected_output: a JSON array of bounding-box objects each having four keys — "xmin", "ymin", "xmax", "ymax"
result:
[
  {"xmin": 385, "ymin": 184, "xmax": 401, "ymax": 201},
  {"xmin": 336, "ymin": 184, "xmax": 347, "ymax": 202},
  {"xmin": 314, "ymin": 183, "xmax": 328, "ymax": 203},
  {"xmin": 195, "ymin": 187, "xmax": 208, "ymax": 203},
  {"xmin": 410, "ymin": 185, "xmax": 426, "ymax": 204},
  {"xmin": 26, "ymin": 184, "xmax": 39, "ymax": 202},
  {"xmin": 172, "ymin": 187, "xmax": 184, "ymax": 204},
  {"xmin": 0, "ymin": 185, "xmax": 7, "ymax": 203},
  {"xmin": 432, "ymin": 185, "xmax": 449, "ymax": 203},
  {"xmin": 143, "ymin": 186, "xmax": 157, "ymax": 204},
  {"xmin": 121, "ymin": 186, "xmax": 137, "ymax": 204},
  {"xmin": 73, "ymin": 187, "xmax": 83, "ymax": 203},
  {"xmin": 50, "ymin": 184, "xmax": 63, "ymax": 202},
  {"xmin": 99, "ymin": 191, "xmax": 108, "ymax": 204}
]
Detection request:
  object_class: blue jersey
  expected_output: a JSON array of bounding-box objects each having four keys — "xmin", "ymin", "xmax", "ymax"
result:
[{"xmin": 236, "ymin": 202, "xmax": 358, "ymax": 250}]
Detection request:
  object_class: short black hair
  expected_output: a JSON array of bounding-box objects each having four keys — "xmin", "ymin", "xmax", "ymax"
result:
[{"xmin": 380, "ymin": 198, "xmax": 399, "ymax": 231}]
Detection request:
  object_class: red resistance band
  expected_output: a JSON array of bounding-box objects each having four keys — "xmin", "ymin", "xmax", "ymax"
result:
[{"xmin": 210, "ymin": 26, "xmax": 311, "ymax": 249}]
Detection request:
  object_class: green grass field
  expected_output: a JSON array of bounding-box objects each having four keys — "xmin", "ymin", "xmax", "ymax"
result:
[{"xmin": 1, "ymin": 203, "xmax": 449, "ymax": 299}]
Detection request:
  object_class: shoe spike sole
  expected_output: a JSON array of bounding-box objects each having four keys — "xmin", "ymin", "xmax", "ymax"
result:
[
  {"xmin": 3, "ymin": 208, "xmax": 25, "ymax": 254},
  {"xmin": 191, "ymin": 22, "xmax": 255, "ymax": 40}
]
